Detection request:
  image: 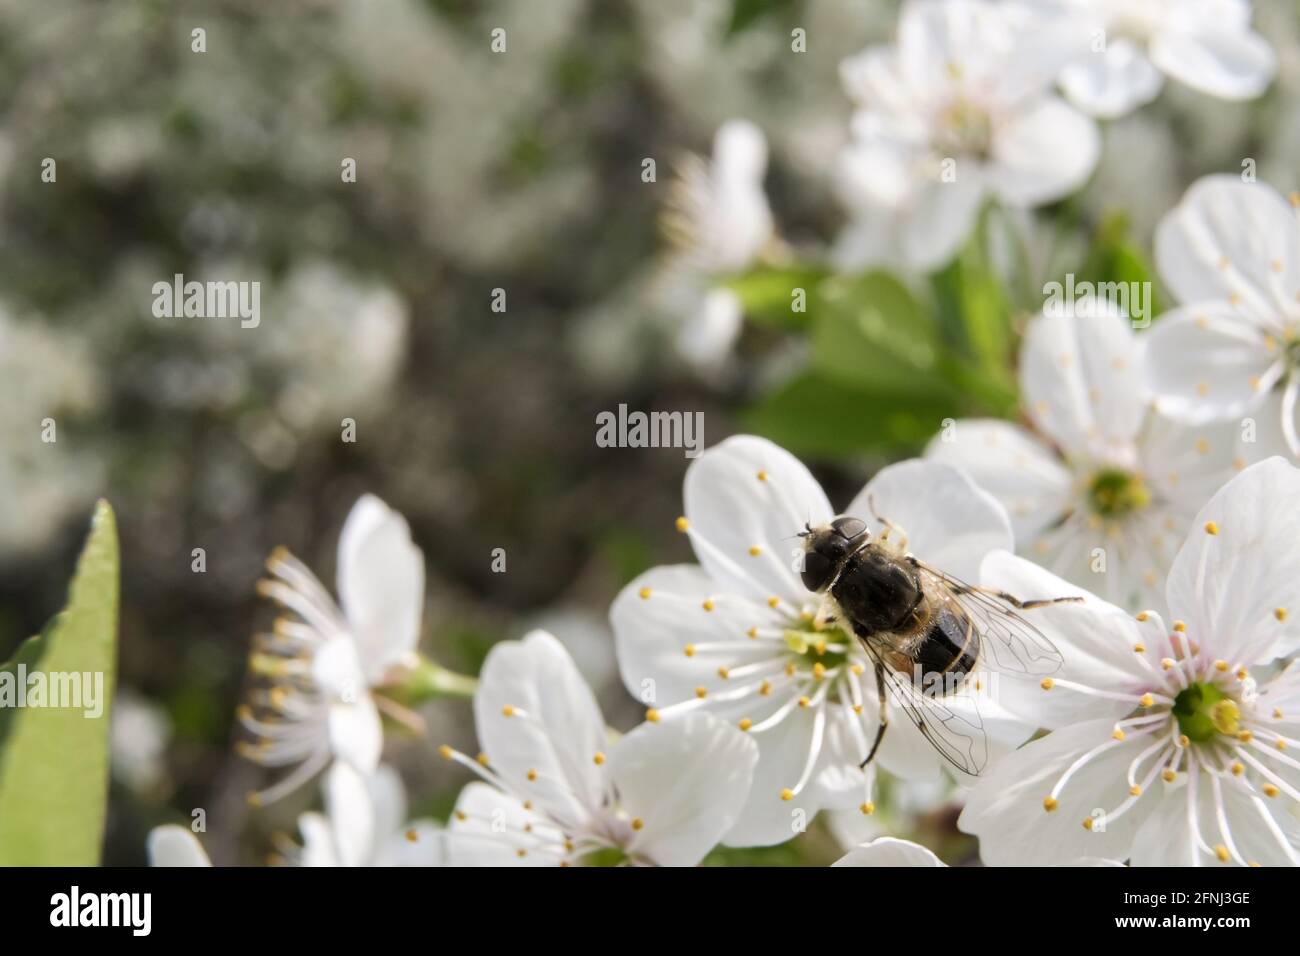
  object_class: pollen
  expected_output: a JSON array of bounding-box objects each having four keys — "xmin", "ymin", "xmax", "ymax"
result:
[
  {"xmin": 717, "ymin": 667, "xmax": 730, "ymax": 679},
  {"xmin": 812, "ymin": 663, "xmax": 826, "ymax": 680},
  {"xmin": 1277, "ymin": 739, "xmax": 1288, "ymax": 751},
  {"xmin": 1112, "ymin": 728, "xmax": 1126, "ymax": 741},
  {"xmin": 767, "ymin": 596, "xmax": 780, "ymax": 608},
  {"xmin": 1130, "ymin": 785, "xmax": 1142, "ymax": 797},
  {"xmin": 760, "ymin": 680, "xmax": 772, "ymax": 696},
  {"xmin": 1082, "ymin": 818, "xmax": 1094, "ymax": 831},
  {"xmin": 1237, "ymin": 667, "xmax": 1249, "ymax": 681},
  {"xmin": 1173, "ymin": 620, "xmax": 1187, "ymax": 632},
  {"xmin": 1214, "ymin": 845, "xmax": 1230, "ymax": 863},
  {"xmin": 785, "ymin": 662, "xmax": 797, "ymax": 676},
  {"xmin": 1134, "ymin": 644, "xmax": 1146, "ymax": 653},
  {"xmin": 246, "ymin": 791, "xmax": 262, "ymax": 808},
  {"xmin": 1215, "ymin": 660, "xmax": 1229, "ymax": 672},
  {"xmin": 454, "ymin": 810, "xmax": 467, "ymax": 821},
  {"xmin": 438, "ymin": 745, "xmax": 453, "ymax": 760},
  {"xmin": 1139, "ymin": 694, "xmax": 1154, "ymax": 707},
  {"xmin": 1163, "ymin": 770, "xmax": 1176, "ymax": 783},
  {"xmin": 798, "ymin": 696, "xmax": 810, "ymax": 708},
  {"xmin": 1238, "ymin": 730, "xmax": 1252, "ymax": 743},
  {"xmin": 502, "ymin": 705, "xmax": 516, "ymax": 717},
  {"xmin": 646, "ymin": 708, "xmax": 660, "ymax": 723},
  {"xmin": 1276, "ymin": 608, "xmax": 1289, "ymax": 621},
  {"xmin": 527, "ymin": 769, "xmax": 538, "ymax": 781},
  {"xmin": 1161, "ymin": 658, "xmax": 1175, "ymax": 670},
  {"xmin": 1179, "ymin": 735, "xmax": 1190, "ymax": 748},
  {"xmin": 1043, "ymin": 796, "xmax": 1058, "ymax": 812},
  {"xmin": 694, "ymin": 686, "xmax": 708, "ymax": 699},
  {"xmin": 1040, "ymin": 678, "xmax": 1054, "ymax": 691},
  {"xmin": 406, "ymin": 828, "xmax": 419, "ymax": 843},
  {"xmin": 593, "ymin": 752, "xmax": 606, "ymax": 765},
  {"xmin": 749, "ymin": 545, "xmax": 762, "ymax": 557},
  {"xmin": 739, "ymin": 718, "xmax": 752, "ymax": 731},
  {"xmin": 814, "ymin": 640, "xmax": 826, "ymax": 656},
  {"xmin": 1231, "ymin": 762, "xmax": 1244, "ymax": 776},
  {"xmin": 1136, "ymin": 612, "xmax": 1150, "ymax": 622},
  {"xmin": 477, "ymin": 752, "xmax": 490, "ymax": 766},
  {"xmin": 1196, "ymin": 382, "xmax": 1210, "ymax": 397},
  {"xmin": 756, "ymin": 470, "xmax": 768, "ymax": 482},
  {"xmin": 638, "ymin": 587, "xmax": 652, "ymax": 600},
  {"xmin": 702, "ymin": 599, "xmax": 715, "ymax": 612},
  {"xmin": 631, "ymin": 818, "xmax": 644, "ymax": 831},
  {"xmin": 517, "ymin": 849, "xmax": 527, "ymax": 859},
  {"xmin": 780, "ymin": 788, "xmax": 794, "ymax": 801},
  {"xmin": 675, "ymin": 516, "xmax": 689, "ymax": 533},
  {"xmin": 853, "ymin": 704, "xmax": 863, "ymax": 715},
  {"xmin": 1264, "ymin": 784, "xmax": 1279, "ymax": 798},
  {"xmin": 851, "ymin": 663, "xmax": 865, "ymax": 676},
  {"xmin": 860, "ymin": 802, "xmax": 875, "ymax": 816},
  {"xmin": 1204, "ymin": 521, "xmax": 1218, "ymax": 535},
  {"xmin": 747, "ymin": 627, "xmax": 758, "ymax": 639},
  {"xmin": 684, "ymin": 644, "xmax": 696, "ymax": 657}
]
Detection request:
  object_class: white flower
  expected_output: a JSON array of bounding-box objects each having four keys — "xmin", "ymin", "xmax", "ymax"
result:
[
  {"xmin": 239, "ymin": 494, "xmax": 424, "ymax": 804},
  {"xmin": 832, "ymin": 835, "xmax": 1124, "ymax": 866},
  {"xmin": 1054, "ymin": 0, "xmax": 1275, "ymax": 119},
  {"xmin": 110, "ymin": 690, "xmax": 172, "ymax": 793},
  {"xmin": 927, "ymin": 303, "xmax": 1238, "ymax": 613},
  {"xmin": 611, "ymin": 435, "xmax": 1037, "ymax": 847},
  {"xmin": 959, "ymin": 458, "xmax": 1300, "ymax": 866},
  {"xmin": 287, "ymin": 762, "xmax": 443, "ymax": 867},
  {"xmin": 440, "ymin": 630, "xmax": 757, "ymax": 866},
  {"xmin": 664, "ymin": 118, "xmax": 775, "ymax": 275},
  {"xmin": 1144, "ymin": 176, "xmax": 1300, "ymax": 458},
  {"xmin": 147, "ymin": 826, "xmax": 212, "ymax": 867},
  {"xmin": 834, "ymin": 0, "xmax": 1099, "ymax": 271}
]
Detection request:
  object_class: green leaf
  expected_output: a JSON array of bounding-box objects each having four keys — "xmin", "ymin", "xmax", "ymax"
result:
[
  {"xmin": 741, "ymin": 371, "xmax": 959, "ymax": 457},
  {"xmin": 0, "ymin": 501, "xmax": 119, "ymax": 865},
  {"xmin": 1075, "ymin": 212, "xmax": 1161, "ymax": 327},
  {"xmin": 726, "ymin": 0, "xmax": 798, "ymax": 37},
  {"xmin": 726, "ymin": 266, "xmax": 829, "ymax": 330},
  {"xmin": 931, "ymin": 224, "xmax": 1014, "ymax": 380}
]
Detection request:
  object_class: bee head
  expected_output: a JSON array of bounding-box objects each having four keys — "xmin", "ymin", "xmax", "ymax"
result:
[{"xmin": 799, "ymin": 515, "xmax": 870, "ymax": 592}]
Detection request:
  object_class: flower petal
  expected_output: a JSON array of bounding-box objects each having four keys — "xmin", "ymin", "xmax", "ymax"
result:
[
  {"xmin": 328, "ymin": 696, "xmax": 382, "ymax": 773},
  {"xmin": 683, "ymin": 435, "xmax": 833, "ymax": 602},
  {"xmin": 323, "ymin": 760, "xmax": 375, "ymax": 868},
  {"xmin": 987, "ymin": 95, "xmax": 1100, "ymax": 207},
  {"xmin": 1144, "ymin": 306, "xmax": 1277, "ymax": 423},
  {"xmin": 336, "ymin": 494, "xmax": 424, "ymax": 681},
  {"xmin": 1166, "ymin": 457, "xmax": 1300, "ymax": 665},
  {"xmin": 146, "ymin": 825, "xmax": 212, "ymax": 867},
  {"xmin": 474, "ymin": 630, "xmax": 607, "ymax": 826},
  {"xmin": 612, "ymin": 713, "xmax": 758, "ymax": 867},
  {"xmin": 958, "ymin": 718, "xmax": 1156, "ymax": 865},
  {"xmin": 925, "ymin": 419, "xmax": 1073, "ymax": 543},
  {"xmin": 1149, "ymin": 22, "xmax": 1275, "ymax": 102},
  {"xmin": 1059, "ymin": 40, "xmax": 1163, "ymax": 119},
  {"xmin": 899, "ymin": 175, "xmax": 985, "ymax": 272},
  {"xmin": 833, "ymin": 836, "xmax": 945, "ymax": 867},
  {"xmin": 1155, "ymin": 175, "xmax": 1299, "ymax": 318},
  {"xmin": 448, "ymin": 782, "xmax": 559, "ymax": 867},
  {"xmin": 845, "ymin": 459, "xmax": 1013, "ymax": 582}
]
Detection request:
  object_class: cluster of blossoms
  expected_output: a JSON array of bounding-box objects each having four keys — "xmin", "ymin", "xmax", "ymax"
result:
[{"xmin": 148, "ymin": 0, "xmax": 1300, "ymax": 867}]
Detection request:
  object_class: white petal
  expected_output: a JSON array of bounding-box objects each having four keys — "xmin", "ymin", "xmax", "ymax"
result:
[
  {"xmin": 1155, "ymin": 175, "xmax": 1299, "ymax": 316},
  {"xmin": 447, "ymin": 782, "xmax": 559, "ymax": 867},
  {"xmin": 1060, "ymin": 40, "xmax": 1163, "ymax": 119},
  {"xmin": 987, "ymin": 96, "xmax": 1100, "ymax": 207},
  {"xmin": 980, "ymin": 551, "xmax": 1149, "ymax": 729},
  {"xmin": 683, "ymin": 435, "xmax": 833, "ymax": 602},
  {"xmin": 336, "ymin": 494, "xmax": 424, "ymax": 681},
  {"xmin": 146, "ymin": 825, "xmax": 212, "ymax": 867},
  {"xmin": 924, "ymin": 419, "xmax": 1073, "ymax": 543},
  {"xmin": 958, "ymin": 718, "xmax": 1157, "ymax": 865},
  {"xmin": 328, "ymin": 696, "xmax": 383, "ymax": 773},
  {"xmin": 900, "ymin": 176, "xmax": 985, "ymax": 272},
  {"xmin": 1149, "ymin": 23, "xmax": 1275, "ymax": 102},
  {"xmin": 612, "ymin": 713, "xmax": 758, "ymax": 867},
  {"xmin": 1165, "ymin": 457, "xmax": 1300, "ymax": 665},
  {"xmin": 295, "ymin": 812, "xmax": 340, "ymax": 867},
  {"xmin": 323, "ymin": 761, "xmax": 375, "ymax": 868},
  {"xmin": 1020, "ymin": 302, "xmax": 1145, "ymax": 456},
  {"xmin": 474, "ymin": 630, "xmax": 607, "ymax": 826},
  {"xmin": 366, "ymin": 764, "xmax": 408, "ymax": 846},
  {"xmin": 1144, "ymin": 306, "xmax": 1276, "ymax": 423},
  {"xmin": 845, "ymin": 459, "xmax": 1013, "ymax": 582},
  {"xmin": 722, "ymin": 704, "xmax": 824, "ymax": 847},
  {"xmin": 381, "ymin": 820, "xmax": 446, "ymax": 867},
  {"xmin": 611, "ymin": 564, "xmax": 785, "ymax": 708},
  {"xmin": 833, "ymin": 836, "xmax": 945, "ymax": 867},
  {"xmin": 676, "ymin": 287, "xmax": 742, "ymax": 372}
]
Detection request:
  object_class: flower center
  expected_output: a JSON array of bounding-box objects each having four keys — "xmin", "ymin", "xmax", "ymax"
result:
[
  {"xmin": 935, "ymin": 98, "xmax": 993, "ymax": 159},
  {"xmin": 579, "ymin": 846, "xmax": 629, "ymax": 867},
  {"xmin": 782, "ymin": 626, "xmax": 851, "ymax": 673},
  {"xmin": 1172, "ymin": 682, "xmax": 1240, "ymax": 743},
  {"xmin": 1087, "ymin": 468, "xmax": 1150, "ymax": 518}
]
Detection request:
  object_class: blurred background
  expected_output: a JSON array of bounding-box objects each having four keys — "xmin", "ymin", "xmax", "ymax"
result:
[{"xmin": 1, "ymin": 0, "xmax": 1297, "ymax": 865}]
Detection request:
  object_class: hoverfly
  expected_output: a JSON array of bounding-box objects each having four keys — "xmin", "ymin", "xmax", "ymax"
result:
[{"xmin": 798, "ymin": 505, "xmax": 1078, "ymax": 776}]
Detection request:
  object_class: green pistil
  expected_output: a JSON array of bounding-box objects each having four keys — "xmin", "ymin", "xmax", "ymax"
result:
[
  {"xmin": 1088, "ymin": 468, "xmax": 1151, "ymax": 518},
  {"xmin": 579, "ymin": 846, "xmax": 629, "ymax": 867},
  {"xmin": 1173, "ymin": 682, "xmax": 1240, "ymax": 743},
  {"xmin": 783, "ymin": 629, "xmax": 849, "ymax": 672}
]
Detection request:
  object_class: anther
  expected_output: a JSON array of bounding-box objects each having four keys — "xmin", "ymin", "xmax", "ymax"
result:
[
  {"xmin": 749, "ymin": 546, "xmax": 762, "ymax": 557},
  {"xmin": 1139, "ymin": 694, "xmax": 1154, "ymax": 707},
  {"xmin": 1040, "ymin": 678, "xmax": 1054, "ymax": 691},
  {"xmin": 593, "ymin": 752, "xmax": 606, "ymax": 765},
  {"xmin": 695, "ymin": 686, "xmax": 707, "ymax": 699},
  {"xmin": 502, "ymin": 705, "xmax": 516, "ymax": 717},
  {"xmin": 702, "ymin": 599, "xmax": 715, "ymax": 612},
  {"xmin": 1133, "ymin": 644, "xmax": 1146, "ymax": 654},
  {"xmin": 780, "ymin": 788, "xmax": 794, "ymax": 801},
  {"xmin": 675, "ymin": 517, "xmax": 689, "ymax": 533},
  {"xmin": 860, "ymin": 802, "xmax": 875, "ymax": 815},
  {"xmin": 739, "ymin": 718, "xmax": 752, "ymax": 731},
  {"xmin": 684, "ymin": 644, "xmax": 696, "ymax": 657},
  {"xmin": 638, "ymin": 587, "xmax": 651, "ymax": 600},
  {"xmin": 1214, "ymin": 845, "xmax": 1230, "ymax": 863},
  {"xmin": 631, "ymin": 818, "xmax": 644, "ymax": 831},
  {"xmin": 646, "ymin": 708, "xmax": 660, "ymax": 723},
  {"xmin": 1204, "ymin": 522, "xmax": 1219, "ymax": 535},
  {"xmin": 1043, "ymin": 797, "xmax": 1058, "ymax": 812}
]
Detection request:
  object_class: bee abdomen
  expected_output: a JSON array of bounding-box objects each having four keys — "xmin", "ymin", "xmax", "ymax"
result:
[{"xmin": 911, "ymin": 605, "xmax": 979, "ymax": 692}]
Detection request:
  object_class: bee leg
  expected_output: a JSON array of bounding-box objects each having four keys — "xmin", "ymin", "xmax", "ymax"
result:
[
  {"xmin": 951, "ymin": 582, "xmax": 1084, "ymax": 611},
  {"xmin": 859, "ymin": 660, "xmax": 889, "ymax": 770},
  {"xmin": 866, "ymin": 494, "xmax": 908, "ymax": 552},
  {"xmin": 813, "ymin": 593, "xmax": 839, "ymax": 630}
]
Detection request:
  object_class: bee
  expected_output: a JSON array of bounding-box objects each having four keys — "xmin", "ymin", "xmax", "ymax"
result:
[{"xmin": 798, "ymin": 506, "xmax": 1078, "ymax": 776}]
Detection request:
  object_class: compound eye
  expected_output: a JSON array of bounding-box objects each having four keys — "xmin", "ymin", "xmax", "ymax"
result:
[
  {"xmin": 800, "ymin": 550, "xmax": 834, "ymax": 592},
  {"xmin": 831, "ymin": 516, "xmax": 868, "ymax": 542}
]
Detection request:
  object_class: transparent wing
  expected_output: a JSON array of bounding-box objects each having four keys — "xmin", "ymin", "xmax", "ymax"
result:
[
  {"xmin": 911, "ymin": 559, "xmax": 1066, "ymax": 677},
  {"xmin": 859, "ymin": 638, "xmax": 988, "ymax": 777}
]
